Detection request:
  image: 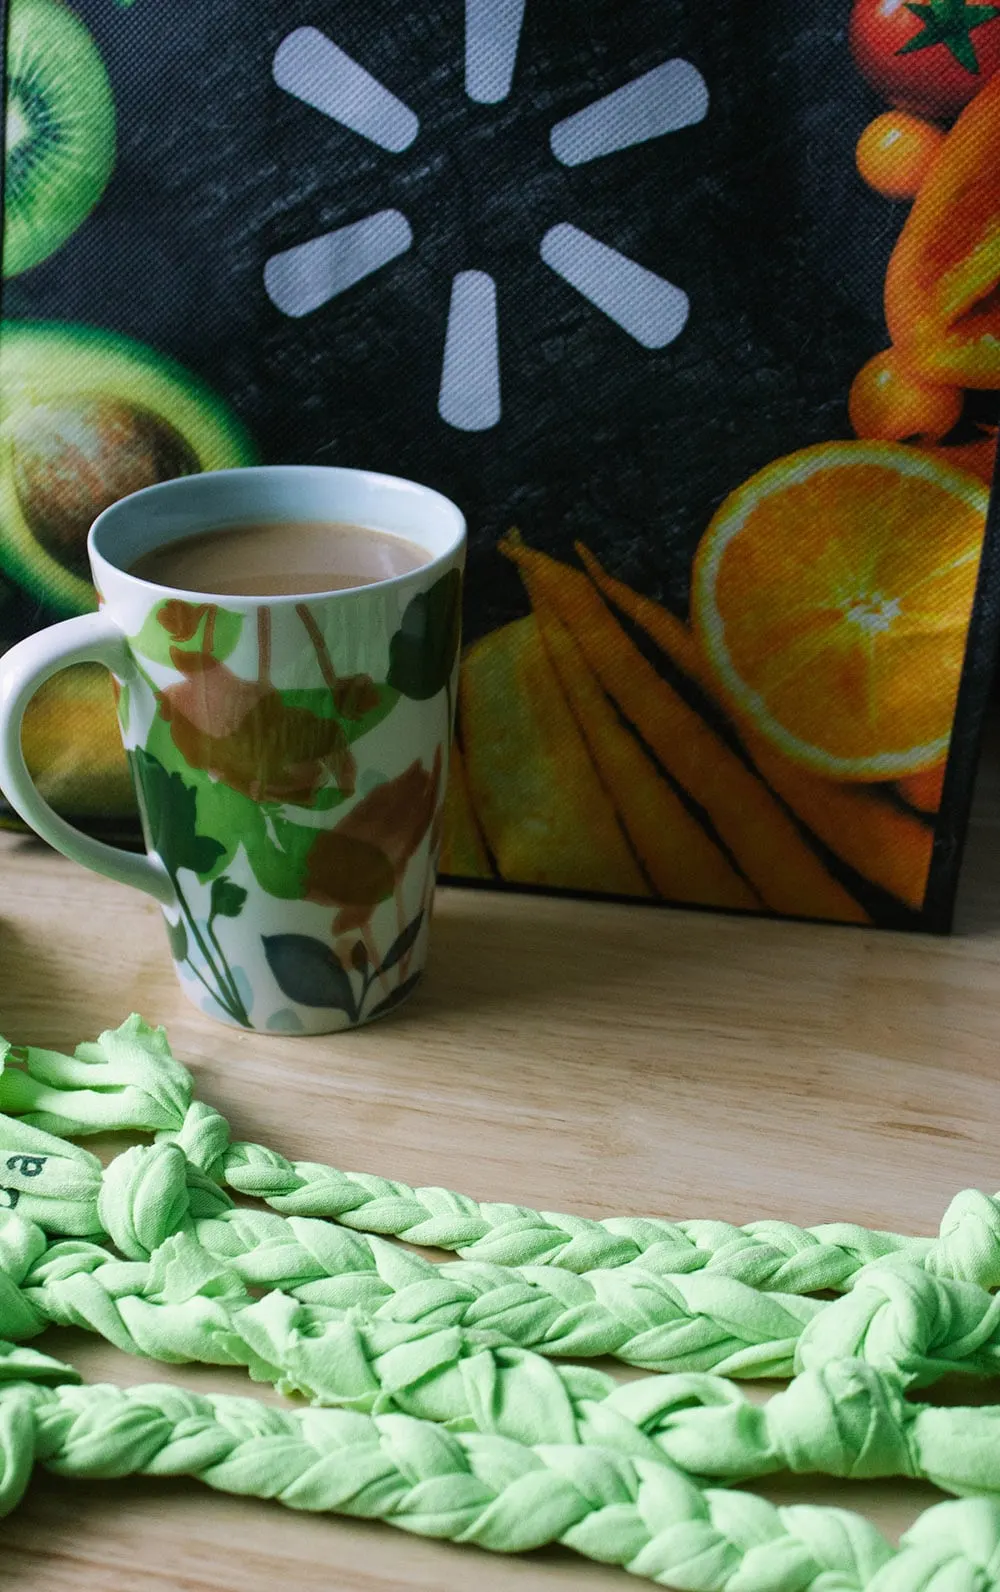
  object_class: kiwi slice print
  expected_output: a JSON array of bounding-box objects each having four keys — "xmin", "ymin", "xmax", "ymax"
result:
[{"xmin": 4, "ymin": 0, "xmax": 116, "ymax": 277}]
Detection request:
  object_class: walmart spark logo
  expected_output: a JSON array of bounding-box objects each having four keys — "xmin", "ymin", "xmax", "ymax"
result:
[{"xmin": 264, "ymin": 2, "xmax": 708, "ymax": 432}]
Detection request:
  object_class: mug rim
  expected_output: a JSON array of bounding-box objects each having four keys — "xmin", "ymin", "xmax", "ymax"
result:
[{"xmin": 88, "ymin": 464, "xmax": 467, "ymax": 607}]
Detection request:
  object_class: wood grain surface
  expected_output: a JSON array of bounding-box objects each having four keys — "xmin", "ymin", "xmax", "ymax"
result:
[{"xmin": 2, "ymin": 731, "xmax": 1000, "ymax": 1589}]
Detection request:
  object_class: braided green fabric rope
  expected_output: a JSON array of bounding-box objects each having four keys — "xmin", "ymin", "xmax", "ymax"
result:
[
  {"xmin": 7, "ymin": 1015, "xmax": 1000, "ymax": 1586},
  {"xmin": 12, "ymin": 1127, "xmax": 1000, "ymax": 1388},
  {"xmin": 8, "ymin": 1194, "xmax": 1000, "ymax": 1486},
  {"xmin": 0, "ymin": 1124, "xmax": 830, "ymax": 1377},
  {"xmin": 1, "ymin": 1339, "xmax": 1000, "ymax": 1589},
  {"xmin": 5, "ymin": 1016, "xmax": 980, "ymax": 1289},
  {"xmin": 15, "ymin": 1211, "xmax": 1000, "ymax": 1397},
  {"xmin": 2, "ymin": 1019, "xmax": 1000, "ymax": 1388}
]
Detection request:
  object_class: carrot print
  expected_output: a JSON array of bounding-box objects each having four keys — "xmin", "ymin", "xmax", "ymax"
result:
[
  {"xmin": 532, "ymin": 601, "xmax": 759, "ymax": 910},
  {"xmin": 501, "ymin": 533, "xmax": 869, "ymax": 923}
]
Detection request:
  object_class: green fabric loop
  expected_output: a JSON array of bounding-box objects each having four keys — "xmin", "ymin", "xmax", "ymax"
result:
[{"xmin": 0, "ymin": 1016, "xmax": 193, "ymax": 1136}]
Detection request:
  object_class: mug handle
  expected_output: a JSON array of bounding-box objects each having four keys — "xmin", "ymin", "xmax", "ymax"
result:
[{"xmin": 0, "ymin": 612, "xmax": 175, "ymax": 905}]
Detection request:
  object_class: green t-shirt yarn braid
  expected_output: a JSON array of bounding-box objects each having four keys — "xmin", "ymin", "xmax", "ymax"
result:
[
  {"xmin": 5, "ymin": 1017, "xmax": 1000, "ymax": 1585},
  {"xmin": 14, "ymin": 1212, "xmax": 1000, "ymax": 1403},
  {"xmin": 10, "ymin": 1123, "xmax": 1000, "ymax": 1386},
  {"xmin": 0, "ymin": 1339, "xmax": 999, "ymax": 1589},
  {"xmin": 3, "ymin": 1198, "xmax": 1000, "ymax": 1472},
  {"xmin": 4, "ymin": 1015, "xmax": 985, "ymax": 1288}
]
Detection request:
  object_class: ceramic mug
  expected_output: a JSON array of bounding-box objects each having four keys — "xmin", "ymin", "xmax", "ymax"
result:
[{"xmin": 0, "ymin": 466, "xmax": 466, "ymax": 1034}]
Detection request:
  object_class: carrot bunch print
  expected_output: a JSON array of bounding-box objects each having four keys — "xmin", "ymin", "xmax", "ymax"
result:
[{"xmin": 443, "ymin": 426, "xmax": 989, "ymax": 924}]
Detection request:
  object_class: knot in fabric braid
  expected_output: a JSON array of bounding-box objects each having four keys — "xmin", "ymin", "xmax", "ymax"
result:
[
  {"xmin": 767, "ymin": 1360, "xmax": 916, "ymax": 1482},
  {"xmin": 0, "ymin": 1213, "xmax": 53, "ymax": 1340},
  {"xmin": 796, "ymin": 1263, "xmax": 1000, "ymax": 1385},
  {"xmin": 596, "ymin": 1360, "xmax": 916, "ymax": 1486},
  {"xmin": 157, "ymin": 1101, "xmax": 232, "ymax": 1184},
  {"xmin": 98, "ymin": 1143, "xmax": 232, "ymax": 1259},
  {"xmin": 926, "ymin": 1189, "xmax": 1000, "ymax": 1290},
  {"xmin": 0, "ymin": 1124, "xmax": 231, "ymax": 1254},
  {"xmin": 796, "ymin": 1260, "xmax": 1000, "ymax": 1388}
]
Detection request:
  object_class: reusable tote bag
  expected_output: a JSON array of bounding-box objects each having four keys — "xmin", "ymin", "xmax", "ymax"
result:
[{"xmin": 3, "ymin": 0, "xmax": 1000, "ymax": 930}]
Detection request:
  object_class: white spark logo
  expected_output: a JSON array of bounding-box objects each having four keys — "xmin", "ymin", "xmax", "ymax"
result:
[{"xmin": 264, "ymin": 3, "xmax": 708, "ymax": 432}]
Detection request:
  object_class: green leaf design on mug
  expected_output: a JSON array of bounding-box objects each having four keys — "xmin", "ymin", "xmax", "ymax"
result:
[
  {"xmin": 387, "ymin": 570, "xmax": 461, "ymax": 701},
  {"xmin": 130, "ymin": 747, "xmax": 225, "ymax": 879},
  {"xmin": 279, "ymin": 686, "xmax": 398, "ymax": 742},
  {"xmin": 262, "ymin": 934, "xmax": 359, "ymax": 1019},
  {"xmin": 131, "ymin": 600, "xmax": 243, "ymax": 669},
  {"xmin": 209, "ymin": 876, "xmax": 247, "ymax": 919},
  {"xmin": 379, "ymin": 909, "xmax": 424, "ymax": 975},
  {"xmin": 129, "ymin": 748, "xmax": 250, "ymax": 1027},
  {"xmin": 367, "ymin": 970, "xmax": 423, "ymax": 1020},
  {"xmin": 165, "ymin": 916, "xmax": 187, "ymax": 963}
]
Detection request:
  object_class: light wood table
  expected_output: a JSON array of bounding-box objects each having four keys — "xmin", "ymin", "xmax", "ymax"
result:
[{"xmin": 2, "ymin": 730, "xmax": 1000, "ymax": 1590}]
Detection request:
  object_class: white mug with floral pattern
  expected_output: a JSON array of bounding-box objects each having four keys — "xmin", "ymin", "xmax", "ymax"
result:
[{"xmin": 0, "ymin": 466, "xmax": 466, "ymax": 1034}]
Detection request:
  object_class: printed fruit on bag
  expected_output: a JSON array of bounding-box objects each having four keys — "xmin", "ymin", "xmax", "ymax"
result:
[
  {"xmin": 886, "ymin": 74, "xmax": 1000, "ymax": 386},
  {"xmin": 849, "ymin": 0, "xmax": 1000, "ymax": 118},
  {"xmin": 691, "ymin": 442, "xmax": 988, "ymax": 780},
  {"xmin": 0, "ymin": 324, "xmax": 256, "ymax": 614},
  {"xmin": 20, "ymin": 664, "xmax": 132, "ymax": 818},
  {"xmin": 855, "ymin": 111, "xmax": 945, "ymax": 198},
  {"xmin": 4, "ymin": 0, "xmax": 115, "ymax": 277},
  {"xmin": 848, "ymin": 348, "xmax": 962, "ymax": 440}
]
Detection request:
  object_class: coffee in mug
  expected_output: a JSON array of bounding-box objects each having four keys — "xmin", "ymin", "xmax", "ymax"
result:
[{"xmin": 129, "ymin": 520, "xmax": 431, "ymax": 596}]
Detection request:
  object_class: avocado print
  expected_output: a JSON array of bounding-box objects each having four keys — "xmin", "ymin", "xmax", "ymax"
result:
[
  {"xmin": 3, "ymin": 0, "xmax": 116, "ymax": 278},
  {"xmin": 0, "ymin": 324, "xmax": 257, "ymax": 614}
]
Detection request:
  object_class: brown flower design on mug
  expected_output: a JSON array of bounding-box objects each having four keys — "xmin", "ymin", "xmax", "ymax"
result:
[
  {"xmin": 305, "ymin": 744, "xmax": 443, "ymax": 937},
  {"xmin": 155, "ymin": 606, "xmax": 381, "ymax": 805}
]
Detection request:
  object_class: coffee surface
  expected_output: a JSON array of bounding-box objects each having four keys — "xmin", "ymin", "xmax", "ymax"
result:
[{"xmin": 129, "ymin": 519, "xmax": 429, "ymax": 596}]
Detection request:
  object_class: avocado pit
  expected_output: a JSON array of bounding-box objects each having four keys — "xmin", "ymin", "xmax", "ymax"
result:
[{"xmin": 8, "ymin": 396, "xmax": 199, "ymax": 575}]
